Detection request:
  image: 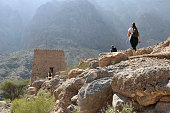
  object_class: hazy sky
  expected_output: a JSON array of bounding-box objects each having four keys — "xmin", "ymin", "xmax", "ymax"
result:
[{"xmin": 0, "ymin": 0, "xmax": 52, "ymax": 23}]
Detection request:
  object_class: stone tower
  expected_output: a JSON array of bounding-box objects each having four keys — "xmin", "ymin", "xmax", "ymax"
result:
[{"xmin": 31, "ymin": 49, "xmax": 67, "ymax": 83}]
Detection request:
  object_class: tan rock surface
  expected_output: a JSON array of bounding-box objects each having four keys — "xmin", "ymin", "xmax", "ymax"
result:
[
  {"xmin": 122, "ymin": 37, "xmax": 170, "ymax": 57},
  {"xmin": 98, "ymin": 52, "xmax": 128, "ymax": 68},
  {"xmin": 110, "ymin": 57, "xmax": 170, "ymax": 106},
  {"xmin": 79, "ymin": 58, "xmax": 97, "ymax": 67},
  {"xmin": 68, "ymin": 68, "xmax": 85, "ymax": 79},
  {"xmin": 160, "ymin": 96, "xmax": 170, "ymax": 102},
  {"xmin": 53, "ymin": 78, "xmax": 85, "ymax": 113}
]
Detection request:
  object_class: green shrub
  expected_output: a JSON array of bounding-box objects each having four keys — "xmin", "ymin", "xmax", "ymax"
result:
[
  {"xmin": 11, "ymin": 90, "xmax": 55, "ymax": 113},
  {"xmin": 105, "ymin": 102, "xmax": 134, "ymax": 113},
  {"xmin": 72, "ymin": 106, "xmax": 79, "ymax": 113},
  {"xmin": 0, "ymin": 80, "xmax": 29, "ymax": 101},
  {"xmin": 111, "ymin": 60, "xmax": 115, "ymax": 65}
]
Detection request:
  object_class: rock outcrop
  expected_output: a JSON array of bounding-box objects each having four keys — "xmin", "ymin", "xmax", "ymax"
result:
[
  {"xmin": 78, "ymin": 77, "xmax": 113, "ymax": 113},
  {"xmin": 79, "ymin": 58, "xmax": 97, "ymax": 67},
  {"xmin": 31, "ymin": 80, "xmax": 45, "ymax": 94},
  {"xmin": 68, "ymin": 68, "xmax": 85, "ymax": 79},
  {"xmin": 98, "ymin": 52, "xmax": 128, "ymax": 68},
  {"xmin": 122, "ymin": 37, "xmax": 170, "ymax": 57},
  {"xmin": 53, "ymin": 78, "xmax": 85, "ymax": 113},
  {"xmin": 110, "ymin": 57, "xmax": 170, "ymax": 106},
  {"xmin": 27, "ymin": 38, "xmax": 170, "ymax": 113},
  {"xmin": 89, "ymin": 60, "xmax": 99, "ymax": 69},
  {"xmin": 41, "ymin": 77, "xmax": 60, "ymax": 94},
  {"xmin": 32, "ymin": 80, "xmax": 45, "ymax": 89},
  {"xmin": 151, "ymin": 37, "xmax": 170, "ymax": 54}
]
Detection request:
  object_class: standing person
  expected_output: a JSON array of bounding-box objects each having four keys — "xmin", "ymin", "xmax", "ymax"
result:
[
  {"xmin": 48, "ymin": 71, "xmax": 53, "ymax": 80},
  {"xmin": 126, "ymin": 22, "xmax": 141, "ymax": 56}
]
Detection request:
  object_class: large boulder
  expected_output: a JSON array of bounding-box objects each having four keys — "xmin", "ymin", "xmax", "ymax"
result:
[
  {"xmin": 53, "ymin": 78, "xmax": 85, "ymax": 113},
  {"xmin": 32, "ymin": 80, "xmax": 45, "ymax": 94},
  {"xmin": 78, "ymin": 77, "xmax": 113, "ymax": 113},
  {"xmin": 49, "ymin": 77, "xmax": 60, "ymax": 86},
  {"xmin": 41, "ymin": 77, "xmax": 60, "ymax": 94},
  {"xmin": 110, "ymin": 57, "xmax": 170, "ymax": 106},
  {"xmin": 89, "ymin": 60, "xmax": 99, "ymax": 69},
  {"xmin": 32, "ymin": 80, "xmax": 45, "ymax": 89},
  {"xmin": 82, "ymin": 68, "xmax": 112, "ymax": 83},
  {"xmin": 98, "ymin": 52, "xmax": 128, "ymax": 68},
  {"xmin": 68, "ymin": 68, "xmax": 85, "ymax": 79}
]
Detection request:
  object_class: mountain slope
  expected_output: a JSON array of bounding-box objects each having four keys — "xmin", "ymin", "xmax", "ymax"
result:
[
  {"xmin": 0, "ymin": 4, "xmax": 23, "ymax": 52},
  {"xmin": 0, "ymin": 50, "xmax": 33, "ymax": 82},
  {"xmin": 89, "ymin": 0, "xmax": 170, "ymax": 47},
  {"xmin": 0, "ymin": 45, "xmax": 100, "ymax": 82},
  {"xmin": 137, "ymin": 13, "xmax": 170, "ymax": 47},
  {"xmin": 22, "ymin": 0, "xmax": 125, "ymax": 51}
]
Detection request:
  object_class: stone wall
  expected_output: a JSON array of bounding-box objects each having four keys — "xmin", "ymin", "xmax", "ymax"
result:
[{"xmin": 31, "ymin": 49, "xmax": 67, "ymax": 83}]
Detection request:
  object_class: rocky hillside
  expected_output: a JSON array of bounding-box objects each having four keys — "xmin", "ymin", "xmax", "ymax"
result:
[
  {"xmin": 28, "ymin": 37, "xmax": 170, "ymax": 113},
  {"xmin": 0, "ymin": 50, "xmax": 33, "ymax": 83}
]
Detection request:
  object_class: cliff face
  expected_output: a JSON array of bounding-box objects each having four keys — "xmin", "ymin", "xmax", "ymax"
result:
[{"xmin": 28, "ymin": 38, "xmax": 170, "ymax": 113}]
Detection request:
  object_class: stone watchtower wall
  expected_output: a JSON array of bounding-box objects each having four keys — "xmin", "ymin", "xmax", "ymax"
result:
[{"xmin": 31, "ymin": 49, "xmax": 67, "ymax": 83}]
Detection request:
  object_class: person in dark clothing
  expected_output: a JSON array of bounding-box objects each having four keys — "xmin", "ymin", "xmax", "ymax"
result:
[
  {"xmin": 110, "ymin": 45, "xmax": 117, "ymax": 52},
  {"xmin": 126, "ymin": 22, "xmax": 141, "ymax": 55},
  {"xmin": 48, "ymin": 71, "xmax": 53, "ymax": 80}
]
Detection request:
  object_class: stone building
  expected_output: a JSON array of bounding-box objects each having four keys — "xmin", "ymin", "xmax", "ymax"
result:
[{"xmin": 31, "ymin": 49, "xmax": 67, "ymax": 83}]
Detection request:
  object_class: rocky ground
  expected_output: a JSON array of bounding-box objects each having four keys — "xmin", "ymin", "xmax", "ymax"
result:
[
  {"xmin": 0, "ymin": 101, "xmax": 10, "ymax": 113},
  {"xmin": 27, "ymin": 37, "xmax": 170, "ymax": 113}
]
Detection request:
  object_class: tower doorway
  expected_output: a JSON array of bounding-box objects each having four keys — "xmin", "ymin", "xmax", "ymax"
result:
[{"xmin": 50, "ymin": 67, "xmax": 54, "ymax": 74}]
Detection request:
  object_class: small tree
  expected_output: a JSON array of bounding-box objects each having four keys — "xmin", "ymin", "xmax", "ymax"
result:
[{"xmin": 0, "ymin": 80, "xmax": 29, "ymax": 101}]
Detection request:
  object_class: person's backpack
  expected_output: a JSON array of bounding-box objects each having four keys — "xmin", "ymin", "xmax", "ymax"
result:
[{"xmin": 131, "ymin": 27, "xmax": 138, "ymax": 38}]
